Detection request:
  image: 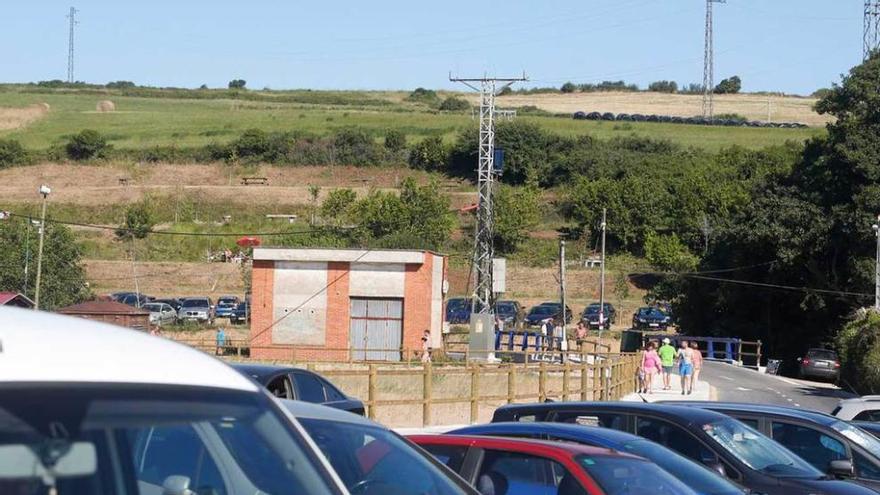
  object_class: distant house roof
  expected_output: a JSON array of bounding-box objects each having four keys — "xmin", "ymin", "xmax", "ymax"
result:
[
  {"xmin": 58, "ymin": 300, "xmax": 149, "ymax": 316},
  {"xmin": 0, "ymin": 292, "xmax": 35, "ymax": 309}
]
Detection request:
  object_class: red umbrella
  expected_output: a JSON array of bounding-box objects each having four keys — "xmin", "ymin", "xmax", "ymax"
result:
[{"xmin": 236, "ymin": 236, "xmax": 261, "ymax": 248}]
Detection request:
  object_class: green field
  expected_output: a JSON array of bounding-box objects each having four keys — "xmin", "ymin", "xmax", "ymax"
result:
[{"xmin": 0, "ymin": 87, "xmax": 823, "ymax": 152}]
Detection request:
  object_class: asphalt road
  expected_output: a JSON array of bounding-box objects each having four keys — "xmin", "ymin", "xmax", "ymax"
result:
[{"xmin": 701, "ymin": 361, "xmax": 855, "ymax": 413}]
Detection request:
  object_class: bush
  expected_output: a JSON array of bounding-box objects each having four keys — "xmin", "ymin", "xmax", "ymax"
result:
[
  {"xmin": 560, "ymin": 82, "xmax": 577, "ymax": 93},
  {"xmin": 106, "ymin": 80, "xmax": 136, "ymax": 89},
  {"xmin": 384, "ymin": 129, "xmax": 406, "ymax": 152},
  {"xmin": 408, "ymin": 136, "xmax": 447, "ymax": 172},
  {"xmin": 438, "ymin": 97, "xmax": 470, "ymax": 112},
  {"xmin": 0, "ymin": 139, "xmax": 27, "ymax": 168},
  {"xmin": 836, "ymin": 310, "xmax": 880, "ymax": 393},
  {"xmin": 406, "ymin": 87, "xmax": 439, "ymax": 105},
  {"xmin": 333, "ymin": 128, "xmax": 380, "ymax": 166},
  {"xmin": 228, "ymin": 79, "xmax": 247, "ymax": 89},
  {"xmin": 648, "ymin": 80, "xmax": 678, "ymax": 93},
  {"xmin": 66, "ymin": 129, "xmax": 109, "ymax": 160},
  {"xmin": 115, "ymin": 201, "xmax": 154, "ymax": 240},
  {"xmin": 715, "ymin": 113, "xmax": 748, "ymax": 123},
  {"xmin": 233, "ymin": 128, "xmax": 270, "ymax": 158},
  {"xmin": 498, "ymin": 86, "xmax": 513, "ymax": 96}
]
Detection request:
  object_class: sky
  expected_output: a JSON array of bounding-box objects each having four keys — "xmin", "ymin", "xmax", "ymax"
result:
[{"xmin": 0, "ymin": 1, "xmax": 865, "ymax": 95}]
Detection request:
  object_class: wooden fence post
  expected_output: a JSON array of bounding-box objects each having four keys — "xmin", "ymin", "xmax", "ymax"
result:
[
  {"xmin": 423, "ymin": 362, "xmax": 433, "ymax": 427},
  {"xmin": 562, "ymin": 362, "xmax": 571, "ymax": 402},
  {"xmin": 581, "ymin": 361, "xmax": 588, "ymax": 400},
  {"xmin": 368, "ymin": 364, "xmax": 377, "ymax": 420},
  {"xmin": 538, "ymin": 362, "xmax": 547, "ymax": 402},
  {"xmin": 592, "ymin": 363, "xmax": 600, "ymax": 400},
  {"xmin": 470, "ymin": 365, "xmax": 480, "ymax": 424},
  {"xmin": 756, "ymin": 340, "xmax": 763, "ymax": 367},
  {"xmin": 507, "ymin": 365, "xmax": 516, "ymax": 404}
]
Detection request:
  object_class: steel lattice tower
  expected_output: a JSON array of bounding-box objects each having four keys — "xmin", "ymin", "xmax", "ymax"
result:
[
  {"xmin": 866, "ymin": 1, "xmax": 880, "ymax": 60},
  {"xmin": 703, "ymin": 0, "xmax": 725, "ymax": 121},
  {"xmin": 450, "ymin": 73, "xmax": 526, "ymax": 315},
  {"xmin": 67, "ymin": 7, "xmax": 78, "ymax": 83}
]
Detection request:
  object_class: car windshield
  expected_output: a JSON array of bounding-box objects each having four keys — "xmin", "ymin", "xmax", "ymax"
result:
[
  {"xmin": 701, "ymin": 419, "xmax": 822, "ymax": 478},
  {"xmin": 0, "ymin": 385, "xmax": 338, "ymax": 495},
  {"xmin": 299, "ymin": 417, "xmax": 469, "ymax": 495},
  {"xmin": 496, "ymin": 302, "xmax": 516, "ymax": 314},
  {"xmin": 531, "ymin": 306, "xmax": 556, "ymax": 315},
  {"xmin": 584, "ymin": 305, "xmax": 601, "ymax": 314},
  {"xmin": 639, "ymin": 308, "xmax": 666, "ymax": 318},
  {"xmin": 576, "ymin": 454, "xmax": 698, "ymax": 495},
  {"xmin": 621, "ymin": 440, "xmax": 745, "ymax": 495},
  {"xmin": 236, "ymin": 302, "xmax": 248, "ymax": 310},
  {"xmin": 831, "ymin": 420, "xmax": 880, "ymax": 453},
  {"xmin": 218, "ymin": 298, "xmax": 237, "ymax": 305},
  {"xmin": 446, "ymin": 299, "xmax": 470, "ymax": 311},
  {"xmin": 181, "ymin": 299, "xmax": 208, "ymax": 308},
  {"xmin": 142, "ymin": 303, "xmax": 162, "ymax": 312}
]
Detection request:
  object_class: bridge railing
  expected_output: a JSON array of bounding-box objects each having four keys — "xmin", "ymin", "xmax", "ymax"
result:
[{"xmin": 639, "ymin": 334, "xmax": 762, "ymax": 369}]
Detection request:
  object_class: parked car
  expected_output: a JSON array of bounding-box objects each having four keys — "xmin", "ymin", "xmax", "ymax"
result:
[
  {"xmin": 152, "ymin": 297, "xmax": 183, "ymax": 312},
  {"xmin": 524, "ymin": 302, "xmax": 573, "ymax": 327},
  {"xmin": 215, "ymin": 295, "xmax": 241, "ymax": 319},
  {"xmin": 663, "ymin": 401, "xmax": 880, "ymax": 490},
  {"xmin": 632, "ymin": 306, "xmax": 672, "ymax": 330},
  {"xmin": 178, "ymin": 296, "xmax": 214, "ymax": 323},
  {"xmin": 851, "ymin": 421, "xmax": 880, "ymax": 439},
  {"xmin": 411, "ymin": 434, "xmax": 699, "ymax": 495},
  {"xmin": 281, "ymin": 400, "xmax": 477, "ymax": 495},
  {"xmin": 581, "ymin": 303, "xmax": 616, "ymax": 328},
  {"xmin": 798, "ymin": 348, "xmax": 841, "ymax": 382},
  {"xmin": 0, "ymin": 307, "xmax": 348, "ymax": 495},
  {"xmin": 446, "ymin": 297, "xmax": 472, "ymax": 325},
  {"xmin": 230, "ymin": 301, "xmax": 251, "ymax": 324},
  {"xmin": 450, "ymin": 422, "xmax": 747, "ymax": 495},
  {"xmin": 495, "ymin": 300, "xmax": 522, "ymax": 326},
  {"xmin": 114, "ymin": 291, "xmax": 151, "ymax": 308},
  {"xmin": 232, "ymin": 363, "xmax": 365, "ymax": 415},
  {"xmin": 834, "ymin": 396, "xmax": 880, "ymax": 421},
  {"xmin": 142, "ymin": 301, "xmax": 177, "ymax": 326},
  {"xmin": 491, "ymin": 402, "xmax": 877, "ymax": 495}
]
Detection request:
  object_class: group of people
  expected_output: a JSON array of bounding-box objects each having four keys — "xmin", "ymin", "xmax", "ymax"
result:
[{"xmin": 638, "ymin": 337, "xmax": 703, "ymax": 395}]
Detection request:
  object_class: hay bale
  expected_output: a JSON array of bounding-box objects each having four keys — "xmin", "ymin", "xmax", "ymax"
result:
[
  {"xmin": 96, "ymin": 100, "xmax": 116, "ymax": 112},
  {"xmin": 38, "ymin": 102, "xmax": 51, "ymax": 112}
]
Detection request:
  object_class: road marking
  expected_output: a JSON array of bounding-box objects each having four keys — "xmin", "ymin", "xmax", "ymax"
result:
[
  {"xmin": 794, "ymin": 403, "xmax": 801, "ymax": 407},
  {"xmin": 719, "ymin": 375, "xmax": 734, "ymax": 381},
  {"xmin": 787, "ymin": 398, "xmax": 793, "ymax": 402},
  {"xmin": 776, "ymin": 377, "xmax": 800, "ymax": 386},
  {"xmin": 735, "ymin": 387, "xmax": 752, "ymax": 391}
]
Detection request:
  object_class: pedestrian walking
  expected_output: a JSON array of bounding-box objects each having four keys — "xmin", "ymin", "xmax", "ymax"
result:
[
  {"xmin": 677, "ymin": 339, "xmax": 694, "ymax": 395},
  {"xmin": 640, "ymin": 341, "xmax": 663, "ymax": 394},
  {"xmin": 215, "ymin": 327, "xmax": 226, "ymax": 356},
  {"xmin": 421, "ymin": 329, "xmax": 432, "ymax": 363},
  {"xmin": 540, "ymin": 318, "xmax": 550, "ymax": 350},
  {"xmin": 575, "ymin": 321, "xmax": 587, "ymax": 351},
  {"xmin": 690, "ymin": 341, "xmax": 703, "ymax": 394},
  {"xmin": 658, "ymin": 337, "xmax": 676, "ymax": 390}
]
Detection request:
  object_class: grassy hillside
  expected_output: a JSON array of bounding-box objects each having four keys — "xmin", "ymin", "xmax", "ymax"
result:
[{"xmin": 0, "ymin": 87, "xmax": 822, "ymax": 151}]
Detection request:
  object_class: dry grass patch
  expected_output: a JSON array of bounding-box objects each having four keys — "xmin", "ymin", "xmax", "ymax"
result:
[{"xmin": 0, "ymin": 103, "xmax": 49, "ymax": 131}]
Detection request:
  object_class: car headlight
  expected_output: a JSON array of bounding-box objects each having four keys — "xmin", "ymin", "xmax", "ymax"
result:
[{"xmin": 638, "ymin": 318, "xmax": 647, "ymax": 323}]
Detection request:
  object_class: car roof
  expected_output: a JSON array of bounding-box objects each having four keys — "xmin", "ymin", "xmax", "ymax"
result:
[
  {"xmin": 495, "ymin": 401, "xmax": 729, "ymax": 424},
  {"xmin": 231, "ymin": 362, "xmax": 298, "ymax": 379},
  {"xmin": 0, "ymin": 307, "xmax": 258, "ymax": 392},
  {"xmin": 451, "ymin": 422, "xmax": 642, "ymax": 448},
  {"xmin": 409, "ymin": 434, "xmax": 637, "ymax": 459},
  {"xmin": 280, "ymin": 399, "xmax": 375, "ymax": 426},
  {"xmin": 839, "ymin": 396, "xmax": 880, "ymax": 404},
  {"xmin": 666, "ymin": 401, "xmax": 840, "ymax": 426}
]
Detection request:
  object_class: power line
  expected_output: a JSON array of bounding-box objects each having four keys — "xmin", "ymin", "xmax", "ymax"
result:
[
  {"xmin": 67, "ymin": 6, "xmax": 78, "ymax": 83},
  {"xmin": 685, "ymin": 274, "xmax": 872, "ymax": 299}
]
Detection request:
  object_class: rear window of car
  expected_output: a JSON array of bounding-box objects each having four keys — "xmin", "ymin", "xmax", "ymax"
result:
[
  {"xmin": 182, "ymin": 299, "xmax": 209, "ymax": 307},
  {"xmin": 807, "ymin": 350, "xmax": 838, "ymax": 360}
]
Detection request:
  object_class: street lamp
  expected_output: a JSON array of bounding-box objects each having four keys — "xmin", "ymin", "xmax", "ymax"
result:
[
  {"xmin": 873, "ymin": 217, "xmax": 880, "ymax": 311},
  {"xmin": 33, "ymin": 185, "xmax": 51, "ymax": 311}
]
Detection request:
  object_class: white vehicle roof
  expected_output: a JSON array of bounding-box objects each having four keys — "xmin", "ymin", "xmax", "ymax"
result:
[{"xmin": 0, "ymin": 307, "xmax": 257, "ymax": 392}]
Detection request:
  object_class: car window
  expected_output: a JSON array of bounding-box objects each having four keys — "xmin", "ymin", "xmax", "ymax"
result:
[
  {"xmin": 771, "ymin": 422, "xmax": 847, "ymax": 472},
  {"xmin": 132, "ymin": 424, "xmax": 227, "ymax": 495},
  {"xmin": 620, "ymin": 440, "xmax": 745, "ymax": 495},
  {"xmin": 266, "ymin": 375, "xmax": 291, "ymax": 399},
  {"xmin": 420, "ymin": 444, "xmax": 469, "ymax": 472},
  {"xmin": 736, "ymin": 418, "xmax": 760, "ymax": 429},
  {"xmin": 807, "ymin": 350, "xmax": 838, "ymax": 360},
  {"xmin": 294, "ymin": 373, "xmax": 328, "ymax": 403},
  {"xmin": 322, "ymin": 379, "xmax": 347, "ymax": 402},
  {"xmin": 554, "ymin": 412, "xmax": 628, "ymax": 431},
  {"xmin": 702, "ymin": 418, "xmax": 822, "ymax": 477},
  {"xmin": 853, "ymin": 451, "xmax": 880, "ymax": 480},
  {"xmin": 854, "ymin": 410, "xmax": 880, "ymax": 422},
  {"xmin": 576, "ymin": 455, "xmax": 698, "ymax": 495},
  {"xmin": 636, "ymin": 416, "xmax": 715, "ymax": 462},
  {"xmin": 478, "ymin": 449, "xmax": 574, "ymax": 495}
]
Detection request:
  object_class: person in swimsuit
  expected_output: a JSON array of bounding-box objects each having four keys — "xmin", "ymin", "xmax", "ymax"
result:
[
  {"xmin": 677, "ymin": 340, "xmax": 694, "ymax": 395},
  {"xmin": 690, "ymin": 341, "xmax": 703, "ymax": 394}
]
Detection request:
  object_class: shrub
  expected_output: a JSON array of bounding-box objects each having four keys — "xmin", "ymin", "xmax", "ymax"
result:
[
  {"xmin": 408, "ymin": 136, "xmax": 447, "ymax": 172},
  {"xmin": 384, "ymin": 129, "xmax": 406, "ymax": 152},
  {"xmin": 715, "ymin": 113, "xmax": 748, "ymax": 123},
  {"xmin": 714, "ymin": 76, "xmax": 742, "ymax": 94},
  {"xmin": 498, "ymin": 86, "xmax": 513, "ymax": 96},
  {"xmin": 0, "ymin": 139, "xmax": 27, "ymax": 168},
  {"xmin": 648, "ymin": 80, "xmax": 678, "ymax": 93},
  {"xmin": 233, "ymin": 128, "xmax": 269, "ymax": 158},
  {"xmin": 560, "ymin": 82, "xmax": 577, "ymax": 93},
  {"xmin": 115, "ymin": 201, "xmax": 154, "ymax": 240},
  {"xmin": 333, "ymin": 128, "xmax": 380, "ymax": 166},
  {"xmin": 836, "ymin": 310, "xmax": 880, "ymax": 393},
  {"xmin": 228, "ymin": 79, "xmax": 247, "ymax": 89},
  {"xmin": 438, "ymin": 96, "xmax": 470, "ymax": 112},
  {"xmin": 406, "ymin": 87, "xmax": 439, "ymax": 105},
  {"xmin": 66, "ymin": 129, "xmax": 109, "ymax": 160},
  {"xmin": 106, "ymin": 80, "xmax": 136, "ymax": 89}
]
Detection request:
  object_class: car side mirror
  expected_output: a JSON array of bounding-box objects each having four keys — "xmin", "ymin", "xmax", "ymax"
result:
[
  {"xmin": 829, "ymin": 459, "xmax": 854, "ymax": 479},
  {"xmin": 162, "ymin": 475, "xmax": 195, "ymax": 495}
]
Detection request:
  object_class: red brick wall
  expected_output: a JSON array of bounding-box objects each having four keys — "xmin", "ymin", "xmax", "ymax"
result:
[
  {"xmin": 324, "ymin": 261, "xmax": 351, "ymax": 355},
  {"xmin": 403, "ymin": 253, "xmax": 432, "ymax": 352},
  {"xmin": 250, "ymin": 260, "xmax": 275, "ymax": 356}
]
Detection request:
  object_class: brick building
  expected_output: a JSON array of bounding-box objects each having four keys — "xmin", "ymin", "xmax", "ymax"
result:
[
  {"xmin": 250, "ymin": 248, "xmax": 447, "ymax": 361},
  {"xmin": 58, "ymin": 300, "xmax": 150, "ymax": 330}
]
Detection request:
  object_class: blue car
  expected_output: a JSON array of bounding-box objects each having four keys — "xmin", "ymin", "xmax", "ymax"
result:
[
  {"xmin": 450, "ymin": 422, "xmax": 746, "ymax": 495},
  {"xmin": 215, "ymin": 295, "xmax": 240, "ymax": 318},
  {"xmin": 445, "ymin": 297, "xmax": 472, "ymax": 325}
]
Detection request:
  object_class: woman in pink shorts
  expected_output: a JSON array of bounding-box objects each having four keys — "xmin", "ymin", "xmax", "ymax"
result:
[{"xmin": 640, "ymin": 341, "xmax": 663, "ymax": 394}]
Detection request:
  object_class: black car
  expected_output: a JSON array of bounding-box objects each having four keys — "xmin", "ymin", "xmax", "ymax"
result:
[
  {"xmin": 662, "ymin": 402, "xmax": 880, "ymax": 491},
  {"xmin": 523, "ymin": 303, "xmax": 573, "ymax": 327},
  {"xmin": 112, "ymin": 291, "xmax": 151, "ymax": 308},
  {"xmin": 632, "ymin": 306, "xmax": 672, "ymax": 330},
  {"xmin": 494, "ymin": 300, "xmax": 522, "ymax": 327},
  {"xmin": 230, "ymin": 301, "xmax": 250, "ymax": 324},
  {"xmin": 581, "ymin": 302, "xmax": 616, "ymax": 328},
  {"xmin": 491, "ymin": 402, "xmax": 877, "ymax": 495},
  {"xmin": 232, "ymin": 363, "xmax": 365, "ymax": 415}
]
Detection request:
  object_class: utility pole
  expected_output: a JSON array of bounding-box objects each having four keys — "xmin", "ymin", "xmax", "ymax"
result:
[
  {"xmin": 450, "ymin": 73, "xmax": 527, "ymax": 319},
  {"xmin": 34, "ymin": 185, "xmax": 51, "ymax": 311},
  {"xmin": 559, "ymin": 239, "xmax": 567, "ymax": 355},
  {"xmin": 702, "ymin": 0, "xmax": 726, "ymax": 121},
  {"xmin": 598, "ymin": 208, "xmax": 607, "ymax": 336},
  {"xmin": 873, "ymin": 216, "xmax": 880, "ymax": 310},
  {"xmin": 866, "ymin": 1, "xmax": 880, "ymax": 60},
  {"xmin": 67, "ymin": 7, "xmax": 78, "ymax": 83},
  {"xmin": 23, "ymin": 218, "xmax": 31, "ymax": 295}
]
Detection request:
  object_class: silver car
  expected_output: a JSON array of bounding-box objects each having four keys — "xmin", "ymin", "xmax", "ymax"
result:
[
  {"xmin": 143, "ymin": 302, "xmax": 177, "ymax": 326},
  {"xmin": 178, "ymin": 297, "xmax": 215, "ymax": 324}
]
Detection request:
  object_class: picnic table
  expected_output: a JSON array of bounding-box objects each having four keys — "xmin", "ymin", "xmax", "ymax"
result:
[{"xmin": 241, "ymin": 177, "xmax": 268, "ymax": 186}]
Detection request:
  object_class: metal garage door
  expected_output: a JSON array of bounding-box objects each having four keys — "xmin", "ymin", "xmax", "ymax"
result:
[{"xmin": 350, "ymin": 298, "xmax": 403, "ymax": 361}]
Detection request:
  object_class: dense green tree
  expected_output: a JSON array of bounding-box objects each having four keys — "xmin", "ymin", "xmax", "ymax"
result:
[
  {"xmin": 115, "ymin": 201, "xmax": 155, "ymax": 240},
  {"xmin": 0, "ymin": 139, "xmax": 27, "ymax": 168},
  {"xmin": 228, "ymin": 79, "xmax": 247, "ymax": 89},
  {"xmin": 648, "ymin": 81, "xmax": 678, "ymax": 93},
  {"xmin": 408, "ymin": 136, "xmax": 447, "ymax": 172},
  {"xmin": 438, "ymin": 96, "xmax": 471, "ymax": 112},
  {"xmin": 560, "ymin": 82, "xmax": 577, "ymax": 93},
  {"xmin": 714, "ymin": 75, "xmax": 742, "ymax": 94},
  {"xmin": 233, "ymin": 128, "xmax": 269, "ymax": 158},
  {"xmin": 494, "ymin": 185, "xmax": 541, "ymax": 254},
  {"xmin": 384, "ymin": 129, "xmax": 406, "ymax": 152},
  {"xmin": 66, "ymin": 129, "xmax": 109, "ymax": 160},
  {"xmin": 320, "ymin": 188, "xmax": 358, "ymax": 224}
]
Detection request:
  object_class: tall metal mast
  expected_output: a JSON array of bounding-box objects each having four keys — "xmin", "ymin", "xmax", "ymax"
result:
[
  {"xmin": 866, "ymin": 0, "xmax": 880, "ymax": 60},
  {"xmin": 702, "ymin": 0, "xmax": 725, "ymax": 121},
  {"xmin": 67, "ymin": 6, "xmax": 78, "ymax": 83}
]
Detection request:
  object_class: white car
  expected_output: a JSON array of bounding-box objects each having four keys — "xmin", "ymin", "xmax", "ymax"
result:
[
  {"xmin": 142, "ymin": 301, "xmax": 177, "ymax": 326},
  {"xmin": 0, "ymin": 307, "xmax": 348, "ymax": 495},
  {"xmin": 833, "ymin": 396, "xmax": 880, "ymax": 421}
]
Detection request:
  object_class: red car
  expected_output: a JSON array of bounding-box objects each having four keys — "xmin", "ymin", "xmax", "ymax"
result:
[{"xmin": 409, "ymin": 434, "xmax": 697, "ymax": 495}]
